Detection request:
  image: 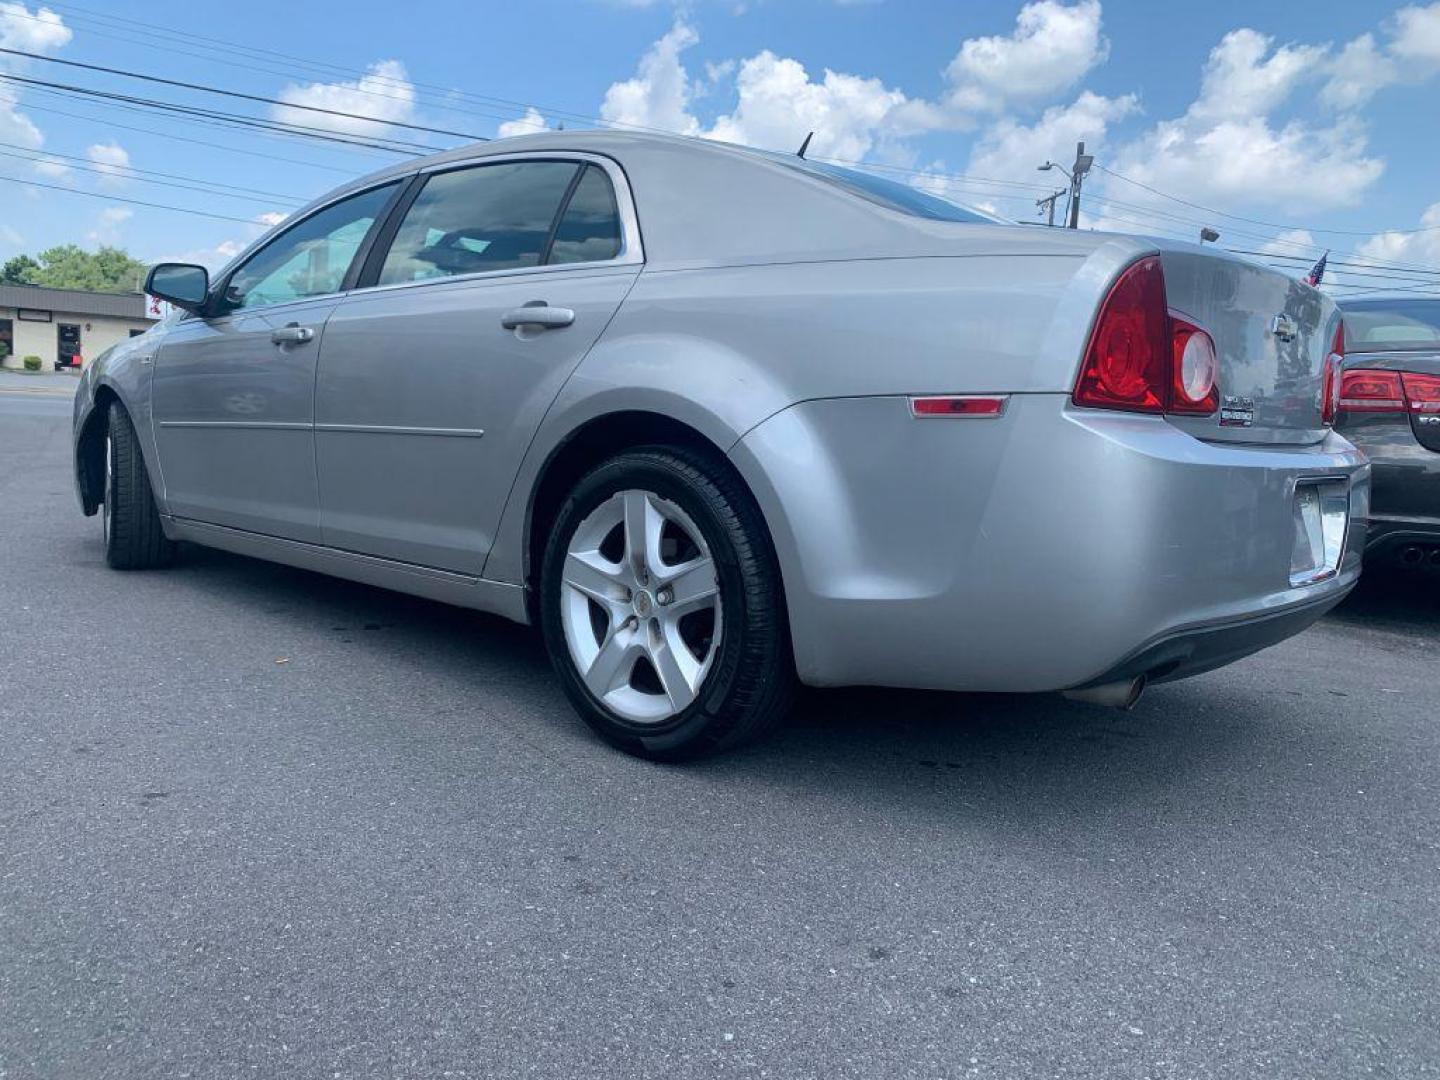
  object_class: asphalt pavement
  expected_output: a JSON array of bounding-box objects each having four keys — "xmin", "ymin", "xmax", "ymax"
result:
[{"xmin": 2, "ymin": 391, "xmax": 1437, "ymax": 1079}]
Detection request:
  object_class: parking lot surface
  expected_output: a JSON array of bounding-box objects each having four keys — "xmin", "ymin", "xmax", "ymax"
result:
[{"xmin": 2, "ymin": 398, "xmax": 1437, "ymax": 1079}]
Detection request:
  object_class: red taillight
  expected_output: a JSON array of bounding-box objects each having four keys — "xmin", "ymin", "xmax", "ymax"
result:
[
  {"xmin": 1073, "ymin": 257, "xmax": 1219, "ymax": 417},
  {"xmin": 1321, "ymin": 322, "xmax": 1343, "ymax": 425},
  {"xmin": 1074, "ymin": 256, "xmax": 1170, "ymax": 413},
  {"xmin": 1402, "ymin": 372, "xmax": 1440, "ymax": 413},
  {"xmin": 910, "ymin": 395, "xmax": 1009, "ymax": 417},
  {"xmin": 1170, "ymin": 317, "xmax": 1219, "ymax": 414},
  {"xmin": 1340, "ymin": 369, "xmax": 1405, "ymax": 412}
]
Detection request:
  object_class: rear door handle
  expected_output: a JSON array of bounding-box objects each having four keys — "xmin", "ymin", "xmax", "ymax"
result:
[
  {"xmin": 501, "ymin": 303, "xmax": 574, "ymax": 331},
  {"xmin": 271, "ymin": 324, "xmax": 315, "ymax": 345}
]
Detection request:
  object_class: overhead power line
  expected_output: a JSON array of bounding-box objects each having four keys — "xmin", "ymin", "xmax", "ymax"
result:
[
  {"xmin": 0, "ymin": 92, "xmax": 362, "ymax": 175},
  {"xmin": 15, "ymin": 0, "xmax": 1439, "ymax": 260},
  {"xmin": 0, "ymin": 139, "xmax": 305, "ymax": 203},
  {"xmin": 1095, "ymin": 163, "xmax": 1440, "ymax": 238},
  {"xmin": 0, "ymin": 173, "xmax": 264, "ymax": 223},
  {"xmin": 0, "ymin": 46, "xmax": 484, "ymax": 144},
  {"xmin": 0, "ymin": 72, "xmax": 444, "ymax": 155}
]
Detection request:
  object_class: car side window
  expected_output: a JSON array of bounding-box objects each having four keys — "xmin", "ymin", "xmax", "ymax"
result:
[
  {"xmin": 377, "ymin": 162, "xmax": 580, "ymax": 286},
  {"xmin": 223, "ymin": 183, "xmax": 399, "ymax": 311},
  {"xmin": 549, "ymin": 165, "xmax": 623, "ymax": 265}
]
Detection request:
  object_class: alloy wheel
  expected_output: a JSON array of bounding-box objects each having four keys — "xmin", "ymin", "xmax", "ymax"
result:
[
  {"xmin": 103, "ymin": 430, "xmax": 114, "ymax": 546},
  {"xmin": 559, "ymin": 489, "xmax": 722, "ymax": 724}
]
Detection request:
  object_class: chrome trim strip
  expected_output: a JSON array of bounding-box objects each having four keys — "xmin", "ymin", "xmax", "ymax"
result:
[
  {"xmin": 158, "ymin": 420, "xmax": 310, "ymax": 431},
  {"xmin": 353, "ymin": 261, "xmax": 636, "ymax": 299},
  {"xmin": 315, "ymin": 423, "xmax": 485, "ymax": 438}
]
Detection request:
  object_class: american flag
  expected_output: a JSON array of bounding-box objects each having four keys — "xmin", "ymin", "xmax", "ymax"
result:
[{"xmin": 1306, "ymin": 251, "xmax": 1329, "ymax": 287}]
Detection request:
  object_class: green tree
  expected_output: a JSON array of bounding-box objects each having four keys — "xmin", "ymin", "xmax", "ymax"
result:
[
  {"xmin": 25, "ymin": 245, "xmax": 150, "ymax": 292},
  {"xmin": 0, "ymin": 254, "xmax": 41, "ymax": 285}
]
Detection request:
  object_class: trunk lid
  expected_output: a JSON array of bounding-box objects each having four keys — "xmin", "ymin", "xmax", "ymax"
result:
[{"xmin": 1158, "ymin": 248, "xmax": 1337, "ymax": 446}]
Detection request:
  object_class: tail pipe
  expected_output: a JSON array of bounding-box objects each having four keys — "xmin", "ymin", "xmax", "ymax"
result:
[{"xmin": 1062, "ymin": 674, "xmax": 1147, "ymax": 710}]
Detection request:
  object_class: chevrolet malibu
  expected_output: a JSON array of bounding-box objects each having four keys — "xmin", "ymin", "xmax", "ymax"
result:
[{"xmin": 73, "ymin": 130, "xmax": 1369, "ymax": 759}]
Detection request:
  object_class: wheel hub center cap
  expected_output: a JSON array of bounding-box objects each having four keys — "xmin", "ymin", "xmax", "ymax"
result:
[{"xmin": 633, "ymin": 590, "xmax": 654, "ymax": 617}]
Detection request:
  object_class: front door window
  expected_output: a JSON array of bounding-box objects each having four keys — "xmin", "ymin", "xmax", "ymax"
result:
[{"xmin": 222, "ymin": 183, "xmax": 399, "ymax": 312}]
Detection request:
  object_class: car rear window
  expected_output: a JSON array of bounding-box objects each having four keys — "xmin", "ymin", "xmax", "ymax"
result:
[
  {"xmin": 1344, "ymin": 301, "xmax": 1440, "ymax": 352},
  {"xmin": 774, "ymin": 156, "xmax": 1001, "ymax": 224}
]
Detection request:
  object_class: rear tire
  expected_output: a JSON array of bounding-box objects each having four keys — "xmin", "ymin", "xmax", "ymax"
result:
[
  {"xmin": 103, "ymin": 402, "xmax": 175, "ymax": 570},
  {"xmin": 539, "ymin": 445, "xmax": 794, "ymax": 761}
]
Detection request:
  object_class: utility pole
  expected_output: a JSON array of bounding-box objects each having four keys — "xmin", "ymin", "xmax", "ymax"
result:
[
  {"xmin": 1036, "ymin": 189, "xmax": 1067, "ymax": 227},
  {"xmin": 1066, "ymin": 141, "xmax": 1094, "ymax": 229}
]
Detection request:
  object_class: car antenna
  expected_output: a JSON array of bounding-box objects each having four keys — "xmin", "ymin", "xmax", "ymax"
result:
[{"xmin": 796, "ymin": 131, "xmax": 814, "ymax": 159}]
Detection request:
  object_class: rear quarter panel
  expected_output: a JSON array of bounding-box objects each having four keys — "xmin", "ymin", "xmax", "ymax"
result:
[{"xmin": 483, "ymin": 238, "xmax": 1147, "ymax": 586}]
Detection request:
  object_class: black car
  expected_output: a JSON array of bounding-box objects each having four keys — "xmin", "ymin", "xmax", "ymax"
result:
[{"xmin": 1337, "ymin": 298, "xmax": 1440, "ymax": 571}]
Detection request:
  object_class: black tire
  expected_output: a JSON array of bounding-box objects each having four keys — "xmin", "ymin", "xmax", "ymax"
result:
[
  {"xmin": 539, "ymin": 445, "xmax": 795, "ymax": 761},
  {"xmin": 103, "ymin": 401, "xmax": 176, "ymax": 570}
]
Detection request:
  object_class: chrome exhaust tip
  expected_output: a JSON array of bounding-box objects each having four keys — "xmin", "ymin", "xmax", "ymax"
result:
[{"xmin": 1062, "ymin": 675, "xmax": 1147, "ymax": 710}]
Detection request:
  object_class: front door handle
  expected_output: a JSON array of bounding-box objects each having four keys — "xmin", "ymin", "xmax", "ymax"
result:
[
  {"xmin": 501, "ymin": 303, "xmax": 575, "ymax": 331},
  {"xmin": 271, "ymin": 324, "xmax": 315, "ymax": 345}
]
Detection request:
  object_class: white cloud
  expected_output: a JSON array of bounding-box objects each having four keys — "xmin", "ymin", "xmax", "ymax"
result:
[
  {"xmin": 1260, "ymin": 229, "xmax": 1318, "ymax": 257},
  {"xmin": 31, "ymin": 156, "xmax": 69, "ymax": 178},
  {"xmin": 707, "ymin": 51, "xmax": 911, "ymax": 160},
  {"xmin": 1107, "ymin": 29, "xmax": 1384, "ymax": 215},
  {"xmin": 601, "ymin": 21, "xmax": 916, "ymax": 160},
  {"xmin": 0, "ymin": 2, "xmax": 71, "ymax": 50},
  {"xmin": 600, "ymin": 22, "xmax": 702, "ymax": 135},
  {"xmin": 86, "ymin": 141, "xmax": 130, "ymax": 183},
  {"xmin": 255, "ymin": 211, "xmax": 288, "ymax": 228},
  {"xmin": 1356, "ymin": 202, "xmax": 1440, "ymax": 267},
  {"xmin": 599, "ymin": 6, "xmax": 1112, "ymax": 165},
  {"xmin": 0, "ymin": 4, "xmax": 72, "ymax": 156},
  {"xmin": 1321, "ymin": 2, "xmax": 1440, "ymax": 109},
  {"xmin": 86, "ymin": 205, "xmax": 133, "ymax": 245},
  {"xmin": 0, "ymin": 104, "xmax": 42, "ymax": 150},
  {"xmin": 497, "ymin": 106, "xmax": 549, "ymax": 139},
  {"xmin": 1390, "ymin": 1, "xmax": 1440, "ymax": 63},
  {"xmin": 944, "ymin": 0, "xmax": 1108, "ymax": 115},
  {"xmin": 1321, "ymin": 34, "xmax": 1398, "ymax": 111},
  {"xmin": 272, "ymin": 59, "xmax": 416, "ymax": 138},
  {"xmin": 1190, "ymin": 29, "xmax": 1325, "ymax": 122},
  {"xmin": 968, "ymin": 90, "xmax": 1137, "ymax": 188},
  {"xmin": 1113, "ymin": 114, "xmax": 1383, "ymax": 214}
]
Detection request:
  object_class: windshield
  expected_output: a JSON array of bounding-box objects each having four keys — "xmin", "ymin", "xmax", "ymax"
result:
[
  {"xmin": 774, "ymin": 156, "xmax": 1002, "ymax": 224},
  {"xmin": 1343, "ymin": 300, "xmax": 1440, "ymax": 352}
]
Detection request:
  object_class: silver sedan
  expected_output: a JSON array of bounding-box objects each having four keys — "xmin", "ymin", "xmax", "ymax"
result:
[{"xmin": 74, "ymin": 130, "xmax": 1369, "ymax": 759}]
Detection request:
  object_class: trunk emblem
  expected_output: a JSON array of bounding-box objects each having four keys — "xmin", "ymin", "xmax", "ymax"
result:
[
  {"xmin": 1270, "ymin": 314, "xmax": 1300, "ymax": 343},
  {"xmin": 1220, "ymin": 395, "xmax": 1255, "ymax": 427}
]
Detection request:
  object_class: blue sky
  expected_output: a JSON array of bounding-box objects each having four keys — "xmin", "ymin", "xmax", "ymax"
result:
[{"xmin": 2, "ymin": 0, "xmax": 1438, "ymax": 292}]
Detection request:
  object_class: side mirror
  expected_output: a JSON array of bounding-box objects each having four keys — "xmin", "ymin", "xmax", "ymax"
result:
[{"xmin": 144, "ymin": 263, "xmax": 210, "ymax": 313}]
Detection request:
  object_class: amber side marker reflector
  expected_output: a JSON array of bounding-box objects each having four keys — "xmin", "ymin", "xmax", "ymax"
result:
[{"xmin": 910, "ymin": 395, "xmax": 1009, "ymax": 418}]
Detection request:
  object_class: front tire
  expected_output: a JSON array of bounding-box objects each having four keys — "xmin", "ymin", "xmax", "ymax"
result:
[
  {"xmin": 539, "ymin": 446, "xmax": 794, "ymax": 761},
  {"xmin": 103, "ymin": 402, "xmax": 175, "ymax": 570}
]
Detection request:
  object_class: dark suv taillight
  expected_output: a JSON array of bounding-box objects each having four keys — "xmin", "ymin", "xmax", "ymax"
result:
[{"xmin": 1072, "ymin": 257, "xmax": 1218, "ymax": 416}]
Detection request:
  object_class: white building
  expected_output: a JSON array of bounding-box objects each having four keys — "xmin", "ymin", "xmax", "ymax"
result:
[{"xmin": 0, "ymin": 284, "xmax": 159, "ymax": 371}]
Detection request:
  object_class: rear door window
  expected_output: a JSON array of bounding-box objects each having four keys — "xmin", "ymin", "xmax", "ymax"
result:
[
  {"xmin": 549, "ymin": 165, "xmax": 623, "ymax": 265},
  {"xmin": 376, "ymin": 161, "xmax": 579, "ymax": 285}
]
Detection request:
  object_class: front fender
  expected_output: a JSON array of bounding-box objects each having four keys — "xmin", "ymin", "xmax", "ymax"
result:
[{"xmin": 71, "ymin": 334, "xmax": 165, "ymax": 515}]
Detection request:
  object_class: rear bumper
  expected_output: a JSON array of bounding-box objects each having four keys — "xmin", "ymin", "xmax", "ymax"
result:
[
  {"xmin": 732, "ymin": 394, "xmax": 1369, "ymax": 693},
  {"xmin": 1072, "ymin": 587, "xmax": 1352, "ymax": 689}
]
